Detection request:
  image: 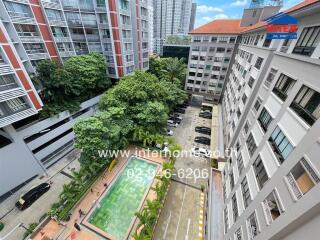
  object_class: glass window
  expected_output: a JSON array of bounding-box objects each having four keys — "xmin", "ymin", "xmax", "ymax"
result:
[
  {"xmin": 264, "ymin": 68, "xmax": 277, "ymax": 88},
  {"xmin": 269, "ymin": 126, "xmax": 294, "ymax": 163},
  {"xmin": 232, "ymin": 194, "xmax": 238, "ymax": 222},
  {"xmin": 293, "ymin": 25, "xmax": 320, "ymax": 56},
  {"xmin": 272, "ymin": 74, "xmax": 296, "ymax": 101},
  {"xmin": 241, "ymin": 176, "xmax": 251, "ymax": 208},
  {"xmin": 262, "ymin": 190, "xmax": 283, "ymax": 224},
  {"xmin": 254, "ymin": 57, "xmax": 263, "ymax": 70},
  {"xmin": 253, "ymin": 155, "xmax": 269, "ymax": 189},
  {"xmin": 247, "ymin": 212, "xmax": 259, "ymax": 239},
  {"xmin": 246, "ymin": 133, "xmax": 257, "ymax": 157},
  {"xmin": 290, "ymin": 85, "xmax": 320, "ymax": 126},
  {"xmin": 258, "ymin": 107, "xmax": 273, "ymax": 132}
]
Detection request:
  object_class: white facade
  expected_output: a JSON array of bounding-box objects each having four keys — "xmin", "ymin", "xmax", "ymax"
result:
[
  {"xmin": 221, "ymin": 3, "xmax": 320, "ymax": 240},
  {"xmin": 153, "ymin": 0, "xmax": 193, "ymax": 54}
]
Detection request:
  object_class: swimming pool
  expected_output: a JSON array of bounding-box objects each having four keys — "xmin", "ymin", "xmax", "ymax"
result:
[{"xmin": 87, "ymin": 156, "xmax": 158, "ymax": 239}]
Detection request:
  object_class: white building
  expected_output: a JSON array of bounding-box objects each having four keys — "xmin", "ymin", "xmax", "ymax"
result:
[
  {"xmin": 211, "ymin": 0, "xmax": 320, "ymax": 239},
  {"xmin": 153, "ymin": 0, "xmax": 194, "ymax": 54}
]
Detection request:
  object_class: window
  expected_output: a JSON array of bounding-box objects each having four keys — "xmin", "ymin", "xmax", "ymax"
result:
[
  {"xmin": 262, "ymin": 190, "xmax": 283, "ymax": 224},
  {"xmin": 237, "ymin": 108, "xmax": 241, "ymax": 118},
  {"xmin": 237, "ymin": 153, "xmax": 244, "ymax": 176},
  {"xmin": 244, "ymin": 121, "xmax": 250, "ymax": 134},
  {"xmin": 193, "ymin": 36, "xmax": 202, "ymax": 42},
  {"xmin": 263, "ymin": 38, "xmax": 272, "ymax": 47},
  {"xmin": 247, "ymin": 212, "xmax": 259, "ymax": 239},
  {"xmin": 242, "ymin": 94, "xmax": 247, "ymax": 104},
  {"xmin": 280, "ymin": 39, "xmax": 292, "ymax": 53},
  {"xmin": 248, "ymin": 77, "xmax": 255, "ymax": 88},
  {"xmin": 232, "ymin": 194, "xmax": 238, "ymax": 222},
  {"xmin": 217, "ymin": 47, "xmax": 225, "ymax": 53},
  {"xmin": 235, "ymin": 228, "xmax": 242, "ymax": 240},
  {"xmin": 286, "ymin": 158, "xmax": 320, "ymax": 200},
  {"xmin": 211, "ymin": 36, "xmax": 217, "ymax": 42},
  {"xmin": 258, "ymin": 108, "xmax": 273, "ymax": 132},
  {"xmin": 290, "ymin": 85, "xmax": 320, "ymax": 126},
  {"xmin": 224, "ymin": 207, "xmax": 229, "ymax": 233},
  {"xmin": 269, "ymin": 126, "xmax": 294, "ymax": 164},
  {"xmin": 241, "ymin": 177, "xmax": 251, "ymax": 208},
  {"xmin": 0, "ymin": 131, "xmax": 12, "ymax": 148},
  {"xmin": 6, "ymin": 97, "xmax": 28, "ymax": 112},
  {"xmin": 230, "ymin": 37, "xmax": 236, "ymax": 43},
  {"xmin": 246, "ymin": 133, "xmax": 257, "ymax": 157},
  {"xmin": 209, "ymin": 47, "xmax": 215, "ymax": 52},
  {"xmin": 223, "ymin": 184, "xmax": 227, "ymax": 200},
  {"xmin": 254, "ymin": 57, "xmax": 263, "ymax": 70},
  {"xmin": 272, "ymin": 74, "xmax": 296, "ymax": 101},
  {"xmin": 253, "ymin": 97, "xmax": 262, "ymax": 112},
  {"xmin": 293, "ymin": 25, "xmax": 320, "ymax": 56},
  {"xmin": 264, "ymin": 68, "xmax": 277, "ymax": 88},
  {"xmin": 0, "ymin": 75, "xmax": 18, "ymax": 91},
  {"xmin": 253, "ymin": 155, "xmax": 269, "ymax": 189},
  {"xmin": 230, "ymin": 171, "xmax": 235, "ymax": 190}
]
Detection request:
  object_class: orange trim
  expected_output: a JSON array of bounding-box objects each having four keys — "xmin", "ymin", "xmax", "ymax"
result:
[
  {"xmin": 3, "ymin": 46, "xmax": 20, "ymax": 69},
  {"xmin": 0, "ymin": 30, "xmax": 8, "ymax": 43},
  {"xmin": 16, "ymin": 70, "xmax": 31, "ymax": 91},
  {"xmin": 28, "ymin": 91, "xmax": 42, "ymax": 110}
]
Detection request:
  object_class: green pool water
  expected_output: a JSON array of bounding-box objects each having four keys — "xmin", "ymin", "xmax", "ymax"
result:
[{"xmin": 88, "ymin": 157, "xmax": 157, "ymax": 239}]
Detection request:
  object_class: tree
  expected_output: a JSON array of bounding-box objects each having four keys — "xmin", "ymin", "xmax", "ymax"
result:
[{"xmin": 162, "ymin": 57, "xmax": 186, "ymax": 84}]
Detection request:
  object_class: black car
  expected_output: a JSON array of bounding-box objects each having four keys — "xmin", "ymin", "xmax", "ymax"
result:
[
  {"xmin": 178, "ymin": 103, "xmax": 188, "ymax": 108},
  {"xmin": 195, "ymin": 126, "xmax": 211, "ymax": 135},
  {"xmin": 199, "ymin": 112, "xmax": 212, "ymax": 119},
  {"xmin": 194, "ymin": 136, "xmax": 211, "ymax": 145},
  {"xmin": 174, "ymin": 108, "xmax": 186, "ymax": 114},
  {"xmin": 15, "ymin": 183, "xmax": 51, "ymax": 210},
  {"xmin": 169, "ymin": 117, "xmax": 182, "ymax": 124},
  {"xmin": 170, "ymin": 113, "xmax": 181, "ymax": 118}
]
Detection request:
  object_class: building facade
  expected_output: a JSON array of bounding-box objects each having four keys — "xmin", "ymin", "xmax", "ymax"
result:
[
  {"xmin": 189, "ymin": 2, "xmax": 196, "ymax": 32},
  {"xmin": 220, "ymin": 0, "xmax": 320, "ymax": 239},
  {"xmin": 0, "ymin": 0, "xmax": 150, "ymax": 198},
  {"xmin": 186, "ymin": 20, "xmax": 243, "ymax": 104},
  {"xmin": 152, "ymin": 0, "xmax": 194, "ymax": 55}
]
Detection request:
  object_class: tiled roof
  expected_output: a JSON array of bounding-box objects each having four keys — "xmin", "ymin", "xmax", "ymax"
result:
[
  {"xmin": 190, "ymin": 19, "xmax": 246, "ymax": 34},
  {"xmin": 190, "ymin": 0, "xmax": 319, "ymax": 35}
]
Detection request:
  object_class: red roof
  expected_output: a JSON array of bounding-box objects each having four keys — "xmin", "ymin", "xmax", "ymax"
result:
[
  {"xmin": 190, "ymin": 19, "xmax": 246, "ymax": 34},
  {"xmin": 190, "ymin": 0, "xmax": 319, "ymax": 35}
]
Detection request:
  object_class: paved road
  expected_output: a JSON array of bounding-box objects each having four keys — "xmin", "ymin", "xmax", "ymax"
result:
[
  {"xmin": 0, "ymin": 150, "xmax": 80, "ymax": 240},
  {"xmin": 153, "ymin": 106, "xmax": 212, "ymax": 240}
]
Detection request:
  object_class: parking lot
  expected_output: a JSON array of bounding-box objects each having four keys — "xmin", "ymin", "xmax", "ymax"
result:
[{"xmin": 153, "ymin": 106, "xmax": 212, "ymax": 240}]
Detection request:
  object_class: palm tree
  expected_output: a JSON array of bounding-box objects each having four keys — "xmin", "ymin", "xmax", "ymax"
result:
[{"xmin": 162, "ymin": 58, "xmax": 186, "ymax": 84}]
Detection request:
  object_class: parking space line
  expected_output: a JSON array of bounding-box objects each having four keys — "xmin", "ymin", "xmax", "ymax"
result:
[
  {"xmin": 163, "ymin": 211, "xmax": 171, "ymax": 240},
  {"xmin": 174, "ymin": 184, "xmax": 187, "ymax": 240},
  {"xmin": 185, "ymin": 218, "xmax": 191, "ymax": 240}
]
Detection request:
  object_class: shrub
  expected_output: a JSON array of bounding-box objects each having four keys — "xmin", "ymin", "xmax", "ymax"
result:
[
  {"xmin": 0, "ymin": 222, "xmax": 4, "ymax": 232},
  {"xmin": 23, "ymin": 222, "xmax": 38, "ymax": 239}
]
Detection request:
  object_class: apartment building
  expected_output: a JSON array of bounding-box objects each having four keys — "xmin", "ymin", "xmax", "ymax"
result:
[
  {"xmin": 220, "ymin": 0, "xmax": 320, "ymax": 239},
  {"xmin": 189, "ymin": 2, "xmax": 197, "ymax": 32},
  {"xmin": 186, "ymin": 20, "xmax": 244, "ymax": 104},
  {"xmin": 152, "ymin": 0, "xmax": 194, "ymax": 54},
  {"xmin": 0, "ymin": 0, "xmax": 150, "ymax": 198}
]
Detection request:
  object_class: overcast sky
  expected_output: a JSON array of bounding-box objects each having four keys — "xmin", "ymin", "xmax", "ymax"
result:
[{"xmin": 194, "ymin": 0, "xmax": 304, "ymax": 27}]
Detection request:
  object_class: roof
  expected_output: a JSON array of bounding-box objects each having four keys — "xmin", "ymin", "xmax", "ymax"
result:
[
  {"xmin": 190, "ymin": 19, "xmax": 246, "ymax": 35},
  {"xmin": 243, "ymin": 0, "xmax": 320, "ymax": 33},
  {"xmin": 190, "ymin": 0, "xmax": 319, "ymax": 35}
]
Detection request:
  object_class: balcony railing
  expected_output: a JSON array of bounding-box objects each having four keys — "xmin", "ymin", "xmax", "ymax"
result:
[
  {"xmin": 0, "ymin": 64, "xmax": 14, "ymax": 75},
  {"xmin": 7, "ymin": 11, "xmax": 36, "ymax": 24},
  {"xmin": 98, "ymin": 23, "xmax": 109, "ymax": 29},
  {"xmin": 59, "ymin": 50, "xmax": 75, "ymax": 58},
  {"xmin": 67, "ymin": 19, "xmax": 82, "ymax": 27},
  {"xmin": 290, "ymin": 101, "xmax": 317, "ymax": 126},
  {"xmin": 280, "ymin": 46, "xmax": 289, "ymax": 53},
  {"xmin": 88, "ymin": 45, "xmax": 102, "ymax": 53},
  {"xmin": 0, "ymin": 107, "xmax": 37, "ymax": 128},
  {"xmin": 79, "ymin": 5, "xmax": 94, "ymax": 11},
  {"xmin": 41, "ymin": 0, "xmax": 61, "ymax": 9},
  {"xmin": 82, "ymin": 20, "xmax": 97, "ymax": 27},
  {"xmin": 26, "ymin": 51, "xmax": 49, "ymax": 60},
  {"xmin": 292, "ymin": 46, "xmax": 315, "ymax": 57},
  {"xmin": 272, "ymin": 87, "xmax": 287, "ymax": 101},
  {"xmin": 53, "ymin": 35, "xmax": 71, "ymax": 42},
  {"xmin": 86, "ymin": 35, "xmax": 100, "ymax": 42},
  {"xmin": 19, "ymin": 35, "xmax": 42, "ymax": 43},
  {"xmin": 95, "ymin": 6, "xmax": 107, "ymax": 12},
  {"xmin": 71, "ymin": 34, "xmax": 86, "ymax": 41},
  {"xmin": 0, "ymin": 87, "xmax": 25, "ymax": 102},
  {"xmin": 48, "ymin": 18, "xmax": 67, "ymax": 27},
  {"xmin": 7, "ymin": 0, "xmax": 28, "ymax": 4},
  {"xmin": 75, "ymin": 49, "xmax": 89, "ymax": 55},
  {"xmin": 286, "ymin": 173, "xmax": 303, "ymax": 200}
]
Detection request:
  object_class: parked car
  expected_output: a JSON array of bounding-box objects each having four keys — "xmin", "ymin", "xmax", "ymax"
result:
[
  {"xmin": 174, "ymin": 108, "xmax": 186, "ymax": 114},
  {"xmin": 169, "ymin": 113, "xmax": 182, "ymax": 120},
  {"xmin": 169, "ymin": 117, "xmax": 182, "ymax": 124},
  {"xmin": 162, "ymin": 128, "xmax": 173, "ymax": 136},
  {"xmin": 199, "ymin": 111, "xmax": 212, "ymax": 119},
  {"xmin": 167, "ymin": 120, "xmax": 178, "ymax": 128},
  {"xmin": 191, "ymin": 147, "xmax": 211, "ymax": 158},
  {"xmin": 15, "ymin": 183, "xmax": 51, "ymax": 210},
  {"xmin": 194, "ymin": 136, "xmax": 211, "ymax": 145},
  {"xmin": 195, "ymin": 126, "xmax": 211, "ymax": 135},
  {"xmin": 178, "ymin": 103, "xmax": 188, "ymax": 108}
]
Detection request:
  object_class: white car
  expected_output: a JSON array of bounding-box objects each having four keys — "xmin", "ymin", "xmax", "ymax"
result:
[
  {"xmin": 167, "ymin": 120, "xmax": 178, "ymax": 128},
  {"xmin": 191, "ymin": 147, "xmax": 211, "ymax": 158},
  {"xmin": 166, "ymin": 129, "xmax": 174, "ymax": 136}
]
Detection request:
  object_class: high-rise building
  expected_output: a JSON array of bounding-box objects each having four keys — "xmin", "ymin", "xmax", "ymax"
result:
[
  {"xmin": 153, "ymin": 0, "xmax": 194, "ymax": 55},
  {"xmin": 0, "ymin": 0, "xmax": 150, "ymax": 197},
  {"xmin": 205, "ymin": 0, "xmax": 320, "ymax": 239},
  {"xmin": 189, "ymin": 2, "xmax": 197, "ymax": 32}
]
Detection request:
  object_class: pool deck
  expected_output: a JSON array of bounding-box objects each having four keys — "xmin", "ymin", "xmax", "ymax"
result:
[{"xmin": 31, "ymin": 146, "xmax": 166, "ymax": 240}]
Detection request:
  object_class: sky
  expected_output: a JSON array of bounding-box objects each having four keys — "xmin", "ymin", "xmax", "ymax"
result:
[{"xmin": 194, "ymin": 0, "xmax": 305, "ymax": 27}]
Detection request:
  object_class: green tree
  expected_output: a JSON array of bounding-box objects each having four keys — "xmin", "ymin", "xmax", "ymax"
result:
[{"xmin": 162, "ymin": 57, "xmax": 186, "ymax": 84}]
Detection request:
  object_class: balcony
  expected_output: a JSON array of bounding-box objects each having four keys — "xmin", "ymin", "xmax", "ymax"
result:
[
  {"xmin": 75, "ymin": 49, "xmax": 89, "ymax": 55},
  {"xmin": 121, "ymin": 24, "xmax": 132, "ymax": 30},
  {"xmin": 7, "ymin": 0, "xmax": 28, "ymax": 4},
  {"xmin": 48, "ymin": 18, "xmax": 67, "ymax": 27},
  {"xmin": 62, "ymin": 3, "xmax": 78, "ymax": 10},
  {"xmin": 0, "ymin": 64, "xmax": 14, "ymax": 75},
  {"xmin": 79, "ymin": 5, "xmax": 94, "ymax": 12},
  {"xmin": 41, "ymin": 0, "xmax": 61, "ymax": 9},
  {"xmin": 0, "ymin": 107, "xmax": 37, "ymax": 128},
  {"xmin": 119, "ymin": 8, "xmax": 130, "ymax": 16},
  {"xmin": 292, "ymin": 46, "xmax": 316, "ymax": 57},
  {"xmin": 54, "ymin": 35, "xmax": 71, "ymax": 42},
  {"xmin": 71, "ymin": 34, "xmax": 86, "ymax": 42},
  {"xmin": 7, "ymin": 11, "xmax": 36, "ymax": 24},
  {"xmin": 67, "ymin": 19, "xmax": 82, "ymax": 27},
  {"xmin": 95, "ymin": 5, "xmax": 107, "ymax": 12},
  {"xmin": 88, "ymin": 45, "xmax": 102, "ymax": 53},
  {"xmin": 290, "ymin": 101, "xmax": 317, "ymax": 126},
  {"xmin": 59, "ymin": 50, "xmax": 75, "ymax": 58},
  {"xmin": 86, "ymin": 34, "xmax": 100, "ymax": 42},
  {"xmin": 19, "ymin": 35, "xmax": 42, "ymax": 43},
  {"xmin": 101, "ymin": 37, "xmax": 111, "ymax": 43},
  {"xmin": 82, "ymin": 20, "xmax": 97, "ymax": 27},
  {"xmin": 98, "ymin": 23, "xmax": 109, "ymax": 29},
  {"xmin": 0, "ymin": 87, "xmax": 25, "ymax": 102},
  {"xmin": 26, "ymin": 50, "xmax": 49, "ymax": 60},
  {"xmin": 272, "ymin": 87, "xmax": 287, "ymax": 102}
]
